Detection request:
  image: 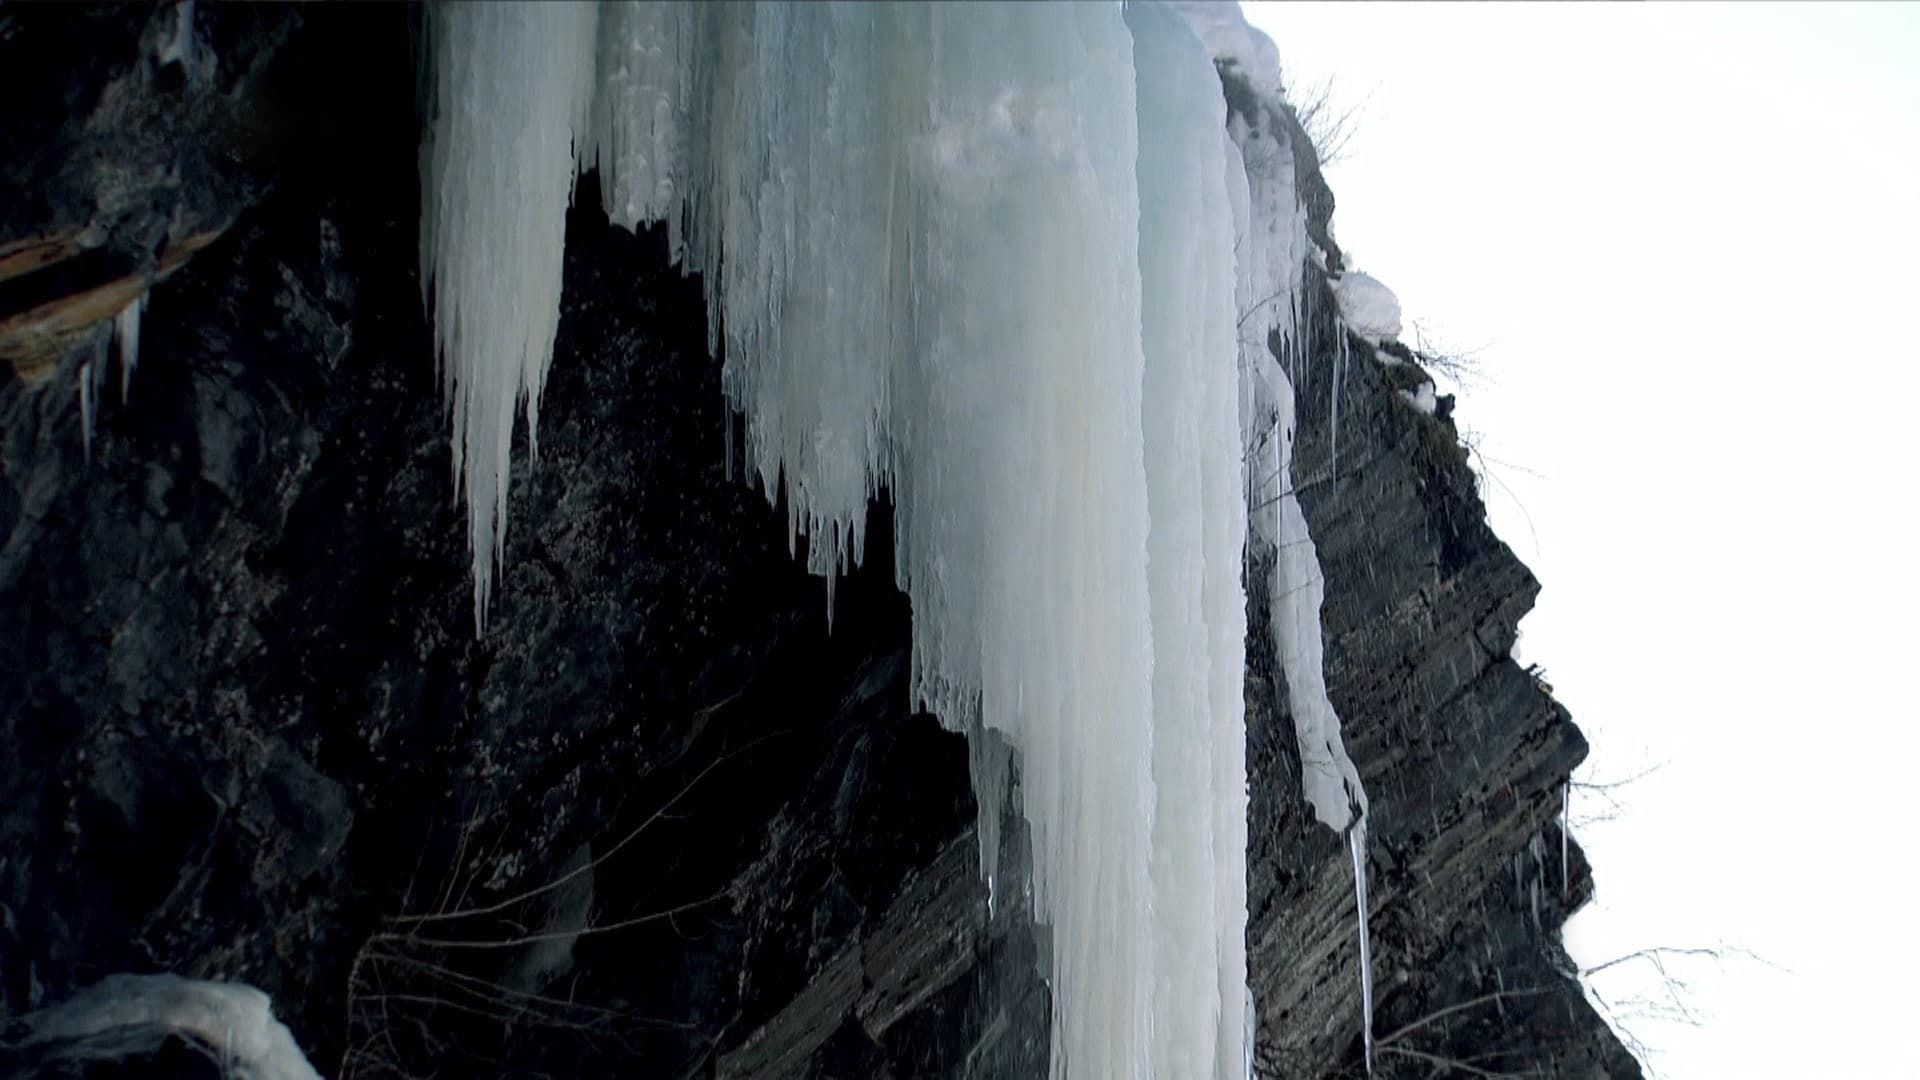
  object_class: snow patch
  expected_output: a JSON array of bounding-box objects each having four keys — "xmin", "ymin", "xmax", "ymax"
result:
[
  {"xmin": 1335, "ymin": 270, "xmax": 1402, "ymax": 344},
  {"xmin": 1166, "ymin": 0, "xmax": 1285, "ymax": 102},
  {"xmin": 1400, "ymin": 380, "xmax": 1438, "ymax": 415}
]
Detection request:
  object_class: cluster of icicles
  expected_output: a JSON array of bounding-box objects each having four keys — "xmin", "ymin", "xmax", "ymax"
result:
[{"xmin": 419, "ymin": 2, "xmax": 1370, "ymax": 1076}]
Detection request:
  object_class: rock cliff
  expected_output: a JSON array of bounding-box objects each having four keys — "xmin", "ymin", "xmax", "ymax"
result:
[{"xmin": 0, "ymin": 6, "xmax": 1638, "ymax": 1077}]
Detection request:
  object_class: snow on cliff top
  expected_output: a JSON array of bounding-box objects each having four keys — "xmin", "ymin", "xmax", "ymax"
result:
[
  {"xmin": 1335, "ymin": 271, "xmax": 1403, "ymax": 344},
  {"xmin": 1167, "ymin": 1, "xmax": 1285, "ymax": 101}
]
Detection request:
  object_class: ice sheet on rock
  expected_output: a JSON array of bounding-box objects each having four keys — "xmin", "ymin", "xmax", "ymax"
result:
[
  {"xmin": 1226, "ymin": 110, "xmax": 1312, "ymax": 387},
  {"xmin": 1210, "ymin": 59, "xmax": 1376, "ymax": 1080},
  {"xmin": 1217, "ymin": 83, "xmax": 1367, "ymax": 839},
  {"xmin": 1265, "ymin": 354, "xmax": 1368, "ymax": 834},
  {"xmin": 1400, "ymin": 380, "xmax": 1438, "ymax": 415}
]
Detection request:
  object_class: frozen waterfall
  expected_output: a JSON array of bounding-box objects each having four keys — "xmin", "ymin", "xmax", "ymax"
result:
[{"xmin": 419, "ymin": 2, "xmax": 1368, "ymax": 1075}]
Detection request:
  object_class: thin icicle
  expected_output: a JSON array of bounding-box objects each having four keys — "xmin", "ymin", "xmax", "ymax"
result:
[
  {"xmin": 1528, "ymin": 832, "xmax": 1546, "ymax": 930},
  {"xmin": 78, "ymin": 362, "xmax": 95, "ymax": 459},
  {"xmin": 1351, "ymin": 822, "xmax": 1373, "ymax": 1076},
  {"xmin": 116, "ymin": 292, "xmax": 143, "ymax": 401},
  {"xmin": 1330, "ymin": 321, "xmax": 1351, "ymax": 485},
  {"xmin": 79, "ymin": 331, "xmax": 110, "ymax": 459},
  {"xmin": 1244, "ymin": 994, "xmax": 1256, "ymax": 1080},
  {"xmin": 1561, "ymin": 781, "xmax": 1571, "ymax": 898}
]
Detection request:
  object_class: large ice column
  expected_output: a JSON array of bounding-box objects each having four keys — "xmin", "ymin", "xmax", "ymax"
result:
[
  {"xmin": 421, "ymin": 1, "xmax": 599, "ymax": 628},
  {"xmin": 427, "ymin": 3, "xmax": 1266, "ymax": 1076},
  {"xmin": 1128, "ymin": 4, "xmax": 1251, "ymax": 1076},
  {"xmin": 580, "ymin": 4, "xmax": 1165, "ymax": 1075},
  {"xmin": 591, "ymin": 2, "xmax": 696, "ymax": 241},
  {"xmin": 891, "ymin": 9, "xmax": 1160, "ymax": 1075}
]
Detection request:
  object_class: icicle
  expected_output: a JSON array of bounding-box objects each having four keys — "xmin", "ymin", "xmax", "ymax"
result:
[
  {"xmin": 116, "ymin": 292, "xmax": 143, "ymax": 401},
  {"xmin": 1528, "ymin": 831, "xmax": 1547, "ymax": 931},
  {"xmin": 78, "ymin": 361, "xmax": 94, "ymax": 459},
  {"xmin": 156, "ymin": 0, "xmax": 197, "ymax": 71},
  {"xmin": 420, "ymin": 0, "xmax": 599, "ymax": 630},
  {"xmin": 79, "ymin": 331, "xmax": 111, "ymax": 459},
  {"xmin": 1331, "ymin": 322, "xmax": 1347, "ymax": 483},
  {"xmin": 1561, "ymin": 781, "xmax": 1572, "ymax": 898},
  {"xmin": 1244, "ymin": 993, "xmax": 1257, "ymax": 1080},
  {"xmin": 1350, "ymin": 822, "xmax": 1373, "ymax": 1076},
  {"xmin": 823, "ymin": 526, "xmax": 837, "ymax": 632}
]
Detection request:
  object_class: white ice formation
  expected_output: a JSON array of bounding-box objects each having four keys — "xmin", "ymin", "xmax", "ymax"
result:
[
  {"xmin": 77, "ymin": 293, "xmax": 146, "ymax": 460},
  {"xmin": 1334, "ymin": 270, "xmax": 1403, "ymax": 345},
  {"xmin": 9, "ymin": 974, "xmax": 321, "ymax": 1080},
  {"xmin": 420, "ymin": 1, "xmax": 599, "ymax": 628},
  {"xmin": 420, "ymin": 2, "xmax": 1370, "ymax": 1076},
  {"xmin": 1203, "ymin": 12, "xmax": 1374, "ymax": 1067}
]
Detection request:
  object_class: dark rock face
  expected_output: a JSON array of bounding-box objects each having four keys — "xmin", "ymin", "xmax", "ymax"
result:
[
  {"xmin": 1246, "ymin": 284, "xmax": 1640, "ymax": 1077},
  {"xmin": 0, "ymin": 7, "xmax": 1637, "ymax": 1079}
]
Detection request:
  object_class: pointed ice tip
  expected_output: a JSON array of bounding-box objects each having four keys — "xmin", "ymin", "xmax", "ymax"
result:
[
  {"xmin": 79, "ymin": 361, "xmax": 94, "ymax": 459},
  {"xmin": 1349, "ymin": 823, "xmax": 1374, "ymax": 1076}
]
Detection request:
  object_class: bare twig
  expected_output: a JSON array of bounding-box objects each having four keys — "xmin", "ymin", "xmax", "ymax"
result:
[
  {"xmin": 1376, "ymin": 1044, "xmax": 1542, "ymax": 1078},
  {"xmin": 1377, "ymin": 987, "xmax": 1553, "ymax": 1049}
]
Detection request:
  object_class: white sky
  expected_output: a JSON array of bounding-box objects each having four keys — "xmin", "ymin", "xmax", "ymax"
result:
[{"xmin": 1241, "ymin": 3, "xmax": 1920, "ymax": 1076}]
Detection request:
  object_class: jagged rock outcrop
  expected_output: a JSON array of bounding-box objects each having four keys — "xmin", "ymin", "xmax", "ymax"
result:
[{"xmin": 0, "ymin": 6, "xmax": 1637, "ymax": 1078}]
